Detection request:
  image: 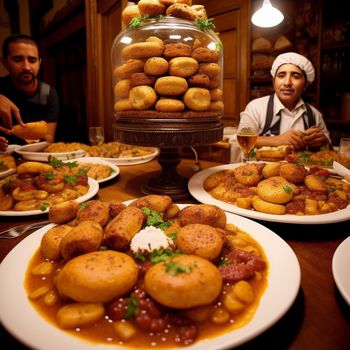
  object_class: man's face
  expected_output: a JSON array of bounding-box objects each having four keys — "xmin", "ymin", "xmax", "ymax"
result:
[
  {"xmin": 273, "ymin": 63, "xmax": 307, "ymax": 109},
  {"xmin": 3, "ymin": 42, "xmax": 40, "ymax": 86}
]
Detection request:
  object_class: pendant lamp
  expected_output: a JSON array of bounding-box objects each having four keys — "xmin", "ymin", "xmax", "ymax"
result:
[{"xmin": 251, "ymin": 0, "xmax": 284, "ymax": 28}]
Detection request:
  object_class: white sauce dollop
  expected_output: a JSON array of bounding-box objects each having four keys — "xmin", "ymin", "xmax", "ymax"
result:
[{"xmin": 130, "ymin": 226, "xmax": 172, "ymax": 254}]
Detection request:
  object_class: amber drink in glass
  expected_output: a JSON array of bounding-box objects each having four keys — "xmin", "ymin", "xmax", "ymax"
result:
[{"xmin": 237, "ymin": 128, "xmax": 258, "ymax": 162}]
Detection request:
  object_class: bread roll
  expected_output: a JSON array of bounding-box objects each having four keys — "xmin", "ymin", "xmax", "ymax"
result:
[
  {"xmin": 129, "ymin": 85, "xmax": 157, "ymax": 110},
  {"xmin": 168, "ymin": 57, "xmax": 198, "ymax": 78},
  {"xmin": 138, "ymin": 0, "xmax": 166, "ymax": 16},
  {"xmin": 12, "ymin": 121, "xmax": 48, "ymax": 140},
  {"xmin": 122, "ymin": 4, "xmax": 141, "ymax": 26},
  {"xmin": 274, "ymin": 35, "xmax": 292, "ymax": 51},
  {"xmin": 155, "ymin": 76, "xmax": 188, "ymax": 96},
  {"xmin": 252, "ymin": 37, "xmax": 272, "ymax": 52},
  {"xmin": 183, "ymin": 87, "xmax": 211, "ymax": 111}
]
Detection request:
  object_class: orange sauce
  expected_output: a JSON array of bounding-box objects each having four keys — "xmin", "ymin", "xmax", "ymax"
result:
[{"xmin": 25, "ymin": 230, "xmax": 269, "ymax": 348}]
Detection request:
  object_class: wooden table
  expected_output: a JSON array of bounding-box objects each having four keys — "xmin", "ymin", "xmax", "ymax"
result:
[{"xmin": 1, "ymin": 158, "xmax": 350, "ymax": 349}]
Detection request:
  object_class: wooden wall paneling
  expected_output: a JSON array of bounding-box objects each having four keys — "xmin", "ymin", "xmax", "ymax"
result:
[
  {"xmin": 209, "ymin": 2, "xmax": 250, "ymax": 126},
  {"xmin": 85, "ymin": 0, "xmax": 100, "ymax": 128},
  {"xmin": 199, "ymin": 0, "xmax": 241, "ymax": 16},
  {"xmin": 87, "ymin": 0, "xmax": 122, "ymax": 141}
]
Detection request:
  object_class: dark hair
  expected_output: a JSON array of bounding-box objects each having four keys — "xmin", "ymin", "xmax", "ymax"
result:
[{"xmin": 2, "ymin": 34, "xmax": 38, "ymax": 58}]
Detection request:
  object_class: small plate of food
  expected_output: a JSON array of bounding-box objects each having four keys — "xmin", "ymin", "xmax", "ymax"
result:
[
  {"xmin": 188, "ymin": 162, "xmax": 350, "ymax": 224},
  {"xmin": 60, "ymin": 157, "xmax": 120, "ymax": 184},
  {"xmin": 0, "ymin": 197, "xmax": 300, "ymax": 350},
  {"xmin": 15, "ymin": 142, "xmax": 86, "ymax": 161},
  {"xmin": 0, "ymin": 160, "xmax": 98, "ymax": 216}
]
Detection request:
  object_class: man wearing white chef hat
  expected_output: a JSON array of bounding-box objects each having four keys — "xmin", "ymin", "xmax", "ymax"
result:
[{"xmin": 238, "ymin": 52, "xmax": 330, "ymax": 150}]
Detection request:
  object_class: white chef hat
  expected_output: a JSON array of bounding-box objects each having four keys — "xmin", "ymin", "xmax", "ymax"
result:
[{"xmin": 270, "ymin": 52, "xmax": 315, "ymax": 83}]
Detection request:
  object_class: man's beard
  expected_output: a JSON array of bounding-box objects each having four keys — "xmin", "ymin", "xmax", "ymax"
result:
[{"xmin": 16, "ymin": 71, "xmax": 36, "ymax": 85}]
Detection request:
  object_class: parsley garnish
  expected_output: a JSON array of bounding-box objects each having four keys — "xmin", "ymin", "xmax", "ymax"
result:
[
  {"xmin": 129, "ymin": 14, "xmax": 165, "ymax": 28},
  {"xmin": 125, "ymin": 296, "xmax": 139, "ymax": 319},
  {"xmin": 40, "ymin": 202, "xmax": 49, "ymax": 211},
  {"xmin": 78, "ymin": 168, "xmax": 88, "ymax": 176},
  {"xmin": 49, "ymin": 157, "xmax": 63, "ymax": 168},
  {"xmin": 149, "ymin": 248, "xmax": 181, "ymax": 264},
  {"xmin": 141, "ymin": 207, "xmax": 172, "ymax": 230},
  {"xmin": 283, "ymin": 185, "xmax": 292, "ymax": 193},
  {"xmin": 80, "ymin": 202, "xmax": 88, "ymax": 209},
  {"xmin": 44, "ymin": 172, "xmax": 55, "ymax": 180},
  {"xmin": 4, "ymin": 178, "xmax": 12, "ymax": 185},
  {"xmin": 65, "ymin": 161, "xmax": 78, "ymax": 169},
  {"xmin": 64, "ymin": 174, "xmax": 77, "ymax": 185},
  {"xmin": 166, "ymin": 231, "xmax": 178, "ymax": 243},
  {"xmin": 166, "ymin": 261, "xmax": 192, "ymax": 276},
  {"xmin": 194, "ymin": 18, "xmax": 215, "ymax": 32}
]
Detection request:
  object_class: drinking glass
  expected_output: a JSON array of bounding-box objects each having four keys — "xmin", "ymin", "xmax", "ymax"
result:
[
  {"xmin": 339, "ymin": 138, "xmax": 350, "ymax": 166},
  {"xmin": 89, "ymin": 126, "xmax": 105, "ymax": 145},
  {"xmin": 236, "ymin": 127, "xmax": 258, "ymax": 162}
]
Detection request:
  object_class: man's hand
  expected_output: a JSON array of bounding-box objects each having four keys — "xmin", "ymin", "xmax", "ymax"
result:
[
  {"xmin": 0, "ymin": 136, "xmax": 8, "ymax": 152},
  {"xmin": 276, "ymin": 130, "xmax": 306, "ymax": 150},
  {"xmin": 303, "ymin": 126, "xmax": 329, "ymax": 148},
  {"xmin": 0, "ymin": 94, "xmax": 24, "ymax": 134}
]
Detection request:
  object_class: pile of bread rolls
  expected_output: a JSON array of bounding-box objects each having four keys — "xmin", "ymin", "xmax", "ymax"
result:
[
  {"xmin": 122, "ymin": 0, "xmax": 207, "ymax": 26},
  {"xmin": 114, "ymin": 1, "xmax": 224, "ymax": 119}
]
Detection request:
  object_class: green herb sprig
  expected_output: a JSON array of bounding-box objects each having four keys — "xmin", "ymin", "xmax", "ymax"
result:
[
  {"xmin": 194, "ymin": 18, "xmax": 215, "ymax": 32},
  {"xmin": 129, "ymin": 15, "xmax": 165, "ymax": 28}
]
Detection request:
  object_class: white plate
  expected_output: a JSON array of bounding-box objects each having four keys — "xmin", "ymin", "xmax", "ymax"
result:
[
  {"xmin": 332, "ymin": 236, "xmax": 350, "ymax": 305},
  {"xmin": 0, "ymin": 207, "xmax": 300, "ymax": 350},
  {"xmin": 15, "ymin": 142, "xmax": 85, "ymax": 161},
  {"xmin": 0, "ymin": 167, "xmax": 16, "ymax": 179},
  {"xmin": 0, "ymin": 178, "xmax": 99, "ymax": 217},
  {"xmin": 188, "ymin": 163, "xmax": 350, "ymax": 224},
  {"xmin": 63, "ymin": 157, "xmax": 120, "ymax": 184},
  {"xmin": 103, "ymin": 148, "xmax": 159, "ymax": 165}
]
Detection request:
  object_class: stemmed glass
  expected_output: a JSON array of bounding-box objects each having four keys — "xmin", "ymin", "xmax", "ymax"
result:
[
  {"xmin": 89, "ymin": 126, "xmax": 105, "ymax": 146},
  {"xmin": 236, "ymin": 127, "xmax": 258, "ymax": 162}
]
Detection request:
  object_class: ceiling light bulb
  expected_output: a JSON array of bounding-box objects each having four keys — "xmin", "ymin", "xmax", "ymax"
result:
[{"xmin": 251, "ymin": 0, "xmax": 284, "ymax": 28}]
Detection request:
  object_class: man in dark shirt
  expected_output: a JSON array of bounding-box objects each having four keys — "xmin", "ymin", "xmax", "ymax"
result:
[{"xmin": 0, "ymin": 34, "xmax": 59, "ymax": 150}]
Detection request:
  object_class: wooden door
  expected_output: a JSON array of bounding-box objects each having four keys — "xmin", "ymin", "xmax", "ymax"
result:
[
  {"xmin": 199, "ymin": 0, "xmax": 250, "ymax": 126},
  {"xmin": 86, "ymin": 0, "xmax": 123, "ymax": 142}
]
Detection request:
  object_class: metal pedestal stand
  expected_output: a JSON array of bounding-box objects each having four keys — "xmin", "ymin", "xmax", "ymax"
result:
[{"xmin": 114, "ymin": 116, "xmax": 223, "ymax": 200}]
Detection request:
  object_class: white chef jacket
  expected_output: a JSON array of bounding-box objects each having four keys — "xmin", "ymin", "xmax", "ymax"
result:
[{"xmin": 238, "ymin": 93, "xmax": 331, "ymax": 142}]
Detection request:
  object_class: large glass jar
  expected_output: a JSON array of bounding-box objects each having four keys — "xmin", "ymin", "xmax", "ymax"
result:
[
  {"xmin": 111, "ymin": 16, "xmax": 224, "ymax": 124},
  {"xmin": 111, "ymin": 16, "xmax": 224, "ymax": 199}
]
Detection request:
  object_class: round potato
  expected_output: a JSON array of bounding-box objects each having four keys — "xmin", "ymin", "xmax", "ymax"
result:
[
  {"xmin": 60, "ymin": 220, "xmax": 104, "ymax": 261},
  {"xmin": 76, "ymin": 200, "xmax": 109, "ymax": 226},
  {"xmin": 129, "ymin": 194, "xmax": 172, "ymax": 212},
  {"xmin": 203, "ymin": 170, "xmax": 229, "ymax": 191},
  {"xmin": 144, "ymin": 255, "xmax": 222, "ymax": 309},
  {"xmin": 256, "ymin": 176, "xmax": 294, "ymax": 204},
  {"xmin": 40, "ymin": 225, "xmax": 72, "ymax": 261},
  {"xmin": 49, "ymin": 200, "xmax": 80, "ymax": 224},
  {"xmin": 234, "ymin": 163, "xmax": 263, "ymax": 186},
  {"xmin": 178, "ymin": 204, "xmax": 226, "ymax": 228},
  {"xmin": 304, "ymin": 174, "xmax": 328, "ymax": 193},
  {"xmin": 262, "ymin": 162, "xmax": 281, "ymax": 178},
  {"xmin": 279, "ymin": 163, "xmax": 307, "ymax": 184},
  {"xmin": 56, "ymin": 250, "xmax": 138, "ymax": 303},
  {"xmin": 177, "ymin": 224, "xmax": 223, "ymax": 261}
]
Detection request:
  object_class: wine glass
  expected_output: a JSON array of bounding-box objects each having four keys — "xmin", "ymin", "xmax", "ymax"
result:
[
  {"xmin": 236, "ymin": 127, "xmax": 258, "ymax": 162},
  {"xmin": 89, "ymin": 126, "xmax": 105, "ymax": 145}
]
